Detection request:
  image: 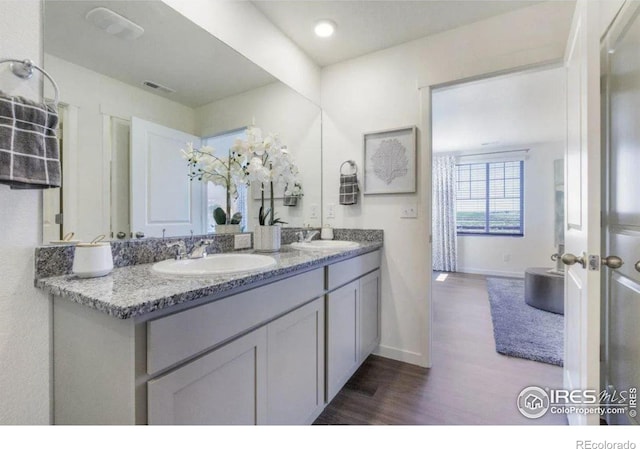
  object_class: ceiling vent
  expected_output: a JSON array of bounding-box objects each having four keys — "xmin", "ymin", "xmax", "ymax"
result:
[
  {"xmin": 85, "ymin": 7, "xmax": 144, "ymax": 40},
  {"xmin": 142, "ymin": 80, "xmax": 176, "ymax": 94}
]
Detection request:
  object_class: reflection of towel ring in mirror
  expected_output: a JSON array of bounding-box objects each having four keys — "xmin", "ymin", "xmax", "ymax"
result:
[{"xmin": 340, "ymin": 160, "xmax": 357, "ymax": 175}]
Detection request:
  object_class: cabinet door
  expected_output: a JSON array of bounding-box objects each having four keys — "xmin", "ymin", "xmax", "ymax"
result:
[
  {"xmin": 267, "ymin": 298, "xmax": 325, "ymax": 424},
  {"xmin": 359, "ymin": 269, "xmax": 381, "ymax": 362},
  {"xmin": 326, "ymin": 280, "xmax": 359, "ymax": 402},
  {"xmin": 147, "ymin": 327, "xmax": 267, "ymax": 425}
]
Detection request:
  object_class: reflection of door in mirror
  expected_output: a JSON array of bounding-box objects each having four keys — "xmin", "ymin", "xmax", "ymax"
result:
[
  {"xmin": 130, "ymin": 118, "xmax": 204, "ymax": 239},
  {"xmin": 203, "ymin": 129, "xmax": 249, "ymax": 233},
  {"xmin": 42, "ymin": 105, "xmax": 65, "ymax": 242},
  {"xmin": 110, "ymin": 117, "xmax": 130, "ymax": 239}
]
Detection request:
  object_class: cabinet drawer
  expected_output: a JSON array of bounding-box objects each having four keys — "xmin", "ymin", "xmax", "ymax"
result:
[
  {"xmin": 326, "ymin": 250, "xmax": 381, "ymax": 291},
  {"xmin": 147, "ymin": 268, "xmax": 324, "ymax": 375}
]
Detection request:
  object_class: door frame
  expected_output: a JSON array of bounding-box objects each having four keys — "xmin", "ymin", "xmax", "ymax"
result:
[{"xmin": 419, "ymin": 60, "xmax": 564, "ymax": 368}]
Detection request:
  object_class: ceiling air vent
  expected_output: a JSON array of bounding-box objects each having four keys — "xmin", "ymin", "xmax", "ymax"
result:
[{"xmin": 142, "ymin": 80, "xmax": 176, "ymax": 94}]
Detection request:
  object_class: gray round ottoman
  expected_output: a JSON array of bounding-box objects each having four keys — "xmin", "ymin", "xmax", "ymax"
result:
[{"xmin": 524, "ymin": 267, "xmax": 564, "ymax": 315}]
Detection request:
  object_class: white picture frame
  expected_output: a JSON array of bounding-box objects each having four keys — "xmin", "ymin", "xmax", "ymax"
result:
[{"xmin": 363, "ymin": 126, "xmax": 417, "ymax": 194}]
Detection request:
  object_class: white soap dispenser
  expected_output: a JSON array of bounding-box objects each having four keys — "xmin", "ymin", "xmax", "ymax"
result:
[{"xmin": 320, "ymin": 224, "xmax": 334, "ymax": 240}]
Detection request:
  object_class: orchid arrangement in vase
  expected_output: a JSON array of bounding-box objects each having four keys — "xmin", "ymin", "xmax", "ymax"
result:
[
  {"xmin": 182, "ymin": 142, "xmax": 248, "ymax": 225},
  {"xmin": 231, "ymin": 126, "xmax": 300, "ymax": 226}
]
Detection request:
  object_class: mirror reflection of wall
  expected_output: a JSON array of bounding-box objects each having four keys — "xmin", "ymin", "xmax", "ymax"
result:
[{"xmin": 42, "ymin": 0, "xmax": 321, "ymax": 242}]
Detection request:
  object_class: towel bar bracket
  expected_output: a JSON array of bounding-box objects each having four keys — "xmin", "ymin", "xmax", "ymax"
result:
[
  {"xmin": 10, "ymin": 60, "xmax": 35, "ymax": 80},
  {"xmin": 0, "ymin": 58, "xmax": 60, "ymax": 106}
]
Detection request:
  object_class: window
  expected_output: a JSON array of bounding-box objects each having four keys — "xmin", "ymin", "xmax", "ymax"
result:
[
  {"xmin": 456, "ymin": 160, "xmax": 524, "ymax": 236},
  {"xmin": 202, "ymin": 129, "xmax": 248, "ymax": 232}
]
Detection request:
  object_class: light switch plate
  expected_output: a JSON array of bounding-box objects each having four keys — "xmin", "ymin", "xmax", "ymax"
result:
[
  {"xmin": 310, "ymin": 204, "xmax": 319, "ymax": 219},
  {"xmin": 327, "ymin": 203, "xmax": 336, "ymax": 219},
  {"xmin": 234, "ymin": 233, "xmax": 251, "ymax": 249},
  {"xmin": 401, "ymin": 203, "xmax": 418, "ymax": 218}
]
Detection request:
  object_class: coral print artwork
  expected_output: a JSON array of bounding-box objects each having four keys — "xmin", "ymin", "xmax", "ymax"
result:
[{"xmin": 364, "ymin": 126, "xmax": 416, "ymax": 194}]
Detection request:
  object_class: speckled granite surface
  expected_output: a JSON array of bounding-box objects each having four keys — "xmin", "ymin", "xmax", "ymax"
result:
[
  {"xmin": 36, "ymin": 238, "xmax": 382, "ymax": 320},
  {"xmin": 35, "ymin": 234, "xmax": 238, "ymax": 279},
  {"xmin": 35, "ymin": 228, "xmax": 382, "ymax": 278}
]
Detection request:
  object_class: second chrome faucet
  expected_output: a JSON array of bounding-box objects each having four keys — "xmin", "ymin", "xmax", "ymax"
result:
[{"xmin": 167, "ymin": 239, "xmax": 214, "ymax": 260}]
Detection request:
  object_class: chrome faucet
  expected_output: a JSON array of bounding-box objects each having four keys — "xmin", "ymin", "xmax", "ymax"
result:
[
  {"xmin": 189, "ymin": 239, "xmax": 214, "ymax": 259},
  {"xmin": 166, "ymin": 241, "xmax": 187, "ymax": 260},
  {"xmin": 297, "ymin": 229, "xmax": 319, "ymax": 243}
]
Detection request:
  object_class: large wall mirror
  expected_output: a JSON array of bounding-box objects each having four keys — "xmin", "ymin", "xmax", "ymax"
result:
[{"xmin": 42, "ymin": 0, "xmax": 321, "ymax": 242}]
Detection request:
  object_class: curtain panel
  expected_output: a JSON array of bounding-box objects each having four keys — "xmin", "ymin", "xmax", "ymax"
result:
[{"xmin": 432, "ymin": 155, "xmax": 457, "ymax": 272}]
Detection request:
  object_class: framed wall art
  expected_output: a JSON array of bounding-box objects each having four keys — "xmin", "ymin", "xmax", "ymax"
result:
[{"xmin": 363, "ymin": 126, "xmax": 416, "ymax": 194}]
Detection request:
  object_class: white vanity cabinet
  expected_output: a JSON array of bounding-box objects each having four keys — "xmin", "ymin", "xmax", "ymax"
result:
[
  {"xmin": 147, "ymin": 297, "xmax": 325, "ymax": 425},
  {"xmin": 148, "ymin": 326, "xmax": 268, "ymax": 425},
  {"xmin": 326, "ymin": 251, "xmax": 382, "ymax": 401},
  {"xmin": 52, "ymin": 249, "xmax": 381, "ymax": 425}
]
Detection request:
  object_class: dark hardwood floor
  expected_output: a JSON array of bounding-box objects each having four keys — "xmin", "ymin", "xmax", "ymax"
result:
[{"xmin": 314, "ymin": 272, "xmax": 566, "ymax": 425}]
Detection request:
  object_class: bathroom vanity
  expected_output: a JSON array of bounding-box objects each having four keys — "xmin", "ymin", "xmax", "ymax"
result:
[{"xmin": 36, "ymin": 237, "xmax": 382, "ymax": 425}]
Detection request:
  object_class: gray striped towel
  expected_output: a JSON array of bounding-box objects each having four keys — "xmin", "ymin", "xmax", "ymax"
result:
[
  {"xmin": 339, "ymin": 173, "xmax": 359, "ymax": 205},
  {"xmin": 0, "ymin": 90, "xmax": 61, "ymax": 189}
]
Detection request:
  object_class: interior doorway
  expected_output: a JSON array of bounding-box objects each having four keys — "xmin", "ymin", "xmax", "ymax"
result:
[{"xmin": 429, "ymin": 66, "xmax": 567, "ymax": 411}]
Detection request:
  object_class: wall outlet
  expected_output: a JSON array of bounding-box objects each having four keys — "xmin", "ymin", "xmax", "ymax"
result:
[
  {"xmin": 400, "ymin": 203, "xmax": 418, "ymax": 218},
  {"xmin": 310, "ymin": 204, "xmax": 319, "ymax": 219},
  {"xmin": 327, "ymin": 203, "xmax": 336, "ymax": 219},
  {"xmin": 234, "ymin": 233, "xmax": 252, "ymax": 250}
]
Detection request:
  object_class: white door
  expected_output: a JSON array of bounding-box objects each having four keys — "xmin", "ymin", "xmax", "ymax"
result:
[
  {"xmin": 602, "ymin": 1, "xmax": 640, "ymax": 426},
  {"xmin": 130, "ymin": 117, "xmax": 203, "ymax": 238},
  {"xmin": 562, "ymin": 0, "xmax": 602, "ymax": 425}
]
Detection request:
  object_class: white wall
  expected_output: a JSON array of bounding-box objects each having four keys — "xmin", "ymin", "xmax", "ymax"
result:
[
  {"xmin": 320, "ymin": 2, "xmax": 575, "ymax": 366},
  {"xmin": 0, "ymin": 0, "xmax": 51, "ymax": 425},
  {"xmin": 44, "ymin": 55, "xmax": 198, "ymax": 241},
  {"xmin": 197, "ymin": 82, "xmax": 322, "ymax": 228},
  {"xmin": 162, "ymin": 0, "xmax": 321, "ymax": 105},
  {"xmin": 457, "ymin": 143, "xmax": 565, "ymax": 278}
]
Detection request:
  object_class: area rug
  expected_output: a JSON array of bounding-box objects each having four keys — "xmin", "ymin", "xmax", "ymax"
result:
[{"xmin": 486, "ymin": 277, "xmax": 563, "ymax": 366}]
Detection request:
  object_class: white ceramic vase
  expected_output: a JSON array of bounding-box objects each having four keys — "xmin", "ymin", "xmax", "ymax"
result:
[
  {"xmin": 215, "ymin": 224, "xmax": 241, "ymax": 234},
  {"xmin": 253, "ymin": 225, "xmax": 281, "ymax": 252}
]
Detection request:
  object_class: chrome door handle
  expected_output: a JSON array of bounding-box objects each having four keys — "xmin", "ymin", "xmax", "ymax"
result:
[
  {"xmin": 601, "ymin": 255, "xmax": 624, "ymax": 269},
  {"xmin": 562, "ymin": 253, "xmax": 586, "ymax": 268},
  {"xmin": 635, "ymin": 261, "xmax": 640, "ymax": 273}
]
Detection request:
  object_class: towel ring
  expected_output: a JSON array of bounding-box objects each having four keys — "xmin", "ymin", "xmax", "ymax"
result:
[
  {"xmin": 0, "ymin": 58, "xmax": 60, "ymax": 106},
  {"xmin": 340, "ymin": 160, "xmax": 357, "ymax": 175}
]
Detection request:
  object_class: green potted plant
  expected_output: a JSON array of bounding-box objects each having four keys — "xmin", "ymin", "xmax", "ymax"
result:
[
  {"xmin": 182, "ymin": 142, "xmax": 247, "ymax": 234},
  {"xmin": 213, "ymin": 207, "xmax": 243, "ymax": 234}
]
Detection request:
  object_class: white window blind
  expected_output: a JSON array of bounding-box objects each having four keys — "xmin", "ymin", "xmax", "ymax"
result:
[{"xmin": 456, "ymin": 160, "xmax": 524, "ymax": 235}]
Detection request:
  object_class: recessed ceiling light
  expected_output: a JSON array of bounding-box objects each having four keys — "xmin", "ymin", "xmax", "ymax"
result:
[{"xmin": 314, "ymin": 19, "xmax": 336, "ymax": 38}]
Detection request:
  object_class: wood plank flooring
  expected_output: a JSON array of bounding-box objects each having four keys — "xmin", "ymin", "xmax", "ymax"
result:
[{"xmin": 315, "ymin": 272, "xmax": 566, "ymax": 425}]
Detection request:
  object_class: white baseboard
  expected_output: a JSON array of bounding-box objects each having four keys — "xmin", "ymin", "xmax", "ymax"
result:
[
  {"xmin": 457, "ymin": 267, "xmax": 524, "ymax": 278},
  {"xmin": 373, "ymin": 344, "xmax": 428, "ymax": 368}
]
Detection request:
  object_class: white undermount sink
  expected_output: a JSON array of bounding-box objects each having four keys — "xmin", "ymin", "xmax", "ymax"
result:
[
  {"xmin": 152, "ymin": 253, "xmax": 277, "ymax": 277},
  {"xmin": 290, "ymin": 240, "xmax": 360, "ymax": 251}
]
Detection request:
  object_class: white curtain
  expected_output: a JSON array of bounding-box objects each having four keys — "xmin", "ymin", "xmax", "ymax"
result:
[{"xmin": 432, "ymin": 156, "xmax": 457, "ymax": 272}]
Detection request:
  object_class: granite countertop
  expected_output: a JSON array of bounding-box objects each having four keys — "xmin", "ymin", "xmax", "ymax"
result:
[{"xmin": 36, "ymin": 242, "xmax": 382, "ymax": 320}]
